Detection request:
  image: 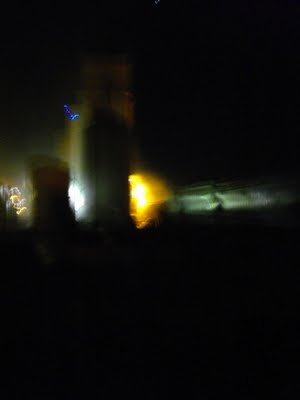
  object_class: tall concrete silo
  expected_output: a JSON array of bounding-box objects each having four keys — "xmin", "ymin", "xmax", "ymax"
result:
[{"xmin": 63, "ymin": 54, "xmax": 135, "ymax": 229}]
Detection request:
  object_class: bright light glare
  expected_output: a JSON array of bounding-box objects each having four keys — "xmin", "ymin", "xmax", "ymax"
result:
[
  {"xmin": 68, "ymin": 183, "xmax": 85, "ymax": 214},
  {"xmin": 131, "ymin": 182, "xmax": 147, "ymax": 209},
  {"xmin": 129, "ymin": 174, "xmax": 170, "ymax": 229}
]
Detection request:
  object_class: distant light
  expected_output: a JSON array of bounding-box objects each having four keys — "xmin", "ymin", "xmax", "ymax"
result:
[
  {"xmin": 64, "ymin": 104, "xmax": 80, "ymax": 121},
  {"xmin": 155, "ymin": 0, "xmax": 160, "ymax": 4}
]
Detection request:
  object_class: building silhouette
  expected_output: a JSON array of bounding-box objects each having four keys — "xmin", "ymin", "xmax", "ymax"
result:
[{"xmin": 60, "ymin": 54, "xmax": 135, "ymax": 228}]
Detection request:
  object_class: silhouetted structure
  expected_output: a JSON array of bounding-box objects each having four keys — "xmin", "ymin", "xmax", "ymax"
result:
[
  {"xmin": 85, "ymin": 109, "xmax": 130, "ymax": 228},
  {"xmin": 61, "ymin": 54, "xmax": 135, "ymax": 229},
  {"xmin": 29, "ymin": 157, "xmax": 75, "ymax": 232}
]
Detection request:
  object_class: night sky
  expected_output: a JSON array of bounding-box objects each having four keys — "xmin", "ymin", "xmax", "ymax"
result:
[{"xmin": 0, "ymin": 1, "xmax": 299, "ymax": 185}]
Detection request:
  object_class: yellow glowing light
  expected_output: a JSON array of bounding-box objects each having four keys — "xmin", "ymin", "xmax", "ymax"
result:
[
  {"xmin": 10, "ymin": 194, "xmax": 20, "ymax": 207},
  {"xmin": 131, "ymin": 181, "xmax": 147, "ymax": 209},
  {"xmin": 9, "ymin": 191, "xmax": 27, "ymax": 216},
  {"xmin": 16, "ymin": 207, "xmax": 27, "ymax": 215},
  {"xmin": 129, "ymin": 174, "xmax": 170, "ymax": 229}
]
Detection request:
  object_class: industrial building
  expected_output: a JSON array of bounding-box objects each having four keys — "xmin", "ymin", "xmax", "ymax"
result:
[{"xmin": 60, "ymin": 54, "xmax": 135, "ymax": 228}]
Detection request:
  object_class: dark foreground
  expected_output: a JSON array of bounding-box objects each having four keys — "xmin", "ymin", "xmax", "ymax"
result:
[{"xmin": 9, "ymin": 221, "xmax": 300, "ymax": 398}]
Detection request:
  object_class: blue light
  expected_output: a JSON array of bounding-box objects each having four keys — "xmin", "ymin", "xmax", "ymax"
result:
[{"xmin": 64, "ymin": 104, "xmax": 80, "ymax": 121}]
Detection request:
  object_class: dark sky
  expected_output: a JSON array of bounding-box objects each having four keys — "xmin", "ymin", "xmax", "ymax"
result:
[{"xmin": 0, "ymin": 1, "xmax": 299, "ymax": 185}]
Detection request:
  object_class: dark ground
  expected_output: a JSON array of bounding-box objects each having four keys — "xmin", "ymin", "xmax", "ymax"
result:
[{"xmin": 10, "ymin": 220, "xmax": 300, "ymax": 399}]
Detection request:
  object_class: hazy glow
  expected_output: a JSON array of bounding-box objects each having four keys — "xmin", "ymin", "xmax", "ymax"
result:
[
  {"xmin": 167, "ymin": 183, "xmax": 294, "ymax": 215},
  {"xmin": 129, "ymin": 174, "xmax": 170, "ymax": 229},
  {"xmin": 181, "ymin": 193, "xmax": 219, "ymax": 213},
  {"xmin": 216, "ymin": 191, "xmax": 275, "ymax": 210}
]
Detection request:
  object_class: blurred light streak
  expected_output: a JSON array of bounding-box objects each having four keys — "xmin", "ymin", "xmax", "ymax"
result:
[
  {"xmin": 166, "ymin": 181, "xmax": 297, "ymax": 215},
  {"xmin": 16, "ymin": 207, "xmax": 27, "ymax": 215},
  {"xmin": 64, "ymin": 104, "xmax": 80, "ymax": 121}
]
